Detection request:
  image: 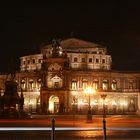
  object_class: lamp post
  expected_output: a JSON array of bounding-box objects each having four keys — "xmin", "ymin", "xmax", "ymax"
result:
[
  {"xmin": 101, "ymin": 94, "xmax": 107, "ymax": 140},
  {"xmin": 84, "ymin": 87, "xmax": 95, "ymax": 123},
  {"xmin": 72, "ymin": 91, "xmax": 76, "ymax": 127}
]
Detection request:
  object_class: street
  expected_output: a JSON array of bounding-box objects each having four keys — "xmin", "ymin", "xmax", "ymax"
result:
[{"xmin": 0, "ymin": 115, "xmax": 140, "ymax": 139}]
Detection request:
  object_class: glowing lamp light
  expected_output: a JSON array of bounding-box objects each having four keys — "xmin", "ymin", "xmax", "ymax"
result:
[
  {"xmin": 84, "ymin": 87, "xmax": 96, "ymax": 94},
  {"xmin": 28, "ymin": 101, "xmax": 33, "ymax": 105},
  {"xmin": 112, "ymin": 101, "xmax": 117, "ymax": 106},
  {"xmin": 121, "ymin": 102, "xmax": 127, "ymax": 106}
]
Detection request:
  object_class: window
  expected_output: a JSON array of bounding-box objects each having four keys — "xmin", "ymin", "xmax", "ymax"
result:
[
  {"xmin": 71, "ymin": 80, "xmax": 77, "ymax": 90},
  {"xmin": 29, "ymin": 79, "xmax": 34, "ymax": 90},
  {"xmin": 32, "ymin": 59, "xmax": 35, "ymax": 64},
  {"xmin": 102, "ymin": 80, "xmax": 108, "ymax": 90},
  {"xmin": 74, "ymin": 57, "xmax": 78, "ymax": 62},
  {"xmin": 102, "ymin": 59, "xmax": 105, "ymax": 63},
  {"xmin": 38, "ymin": 59, "xmax": 42, "ymax": 63},
  {"xmin": 81, "ymin": 58, "xmax": 85, "ymax": 62},
  {"xmin": 54, "ymin": 82, "xmax": 59, "ymax": 88},
  {"xmin": 89, "ymin": 58, "xmax": 92, "ymax": 62},
  {"xmin": 93, "ymin": 79, "xmax": 98, "ymax": 90},
  {"xmin": 96, "ymin": 58, "xmax": 99, "ymax": 63},
  {"xmin": 129, "ymin": 80, "xmax": 133, "ymax": 89},
  {"xmin": 82, "ymin": 79, "xmax": 88, "ymax": 89},
  {"xmin": 21, "ymin": 79, "xmax": 25, "ymax": 89},
  {"xmin": 27, "ymin": 60, "xmax": 30, "ymax": 64},
  {"xmin": 23, "ymin": 61, "xmax": 26, "ymax": 65},
  {"xmin": 112, "ymin": 80, "xmax": 117, "ymax": 90},
  {"xmin": 37, "ymin": 79, "xmax": 41, "ymax": 89}
]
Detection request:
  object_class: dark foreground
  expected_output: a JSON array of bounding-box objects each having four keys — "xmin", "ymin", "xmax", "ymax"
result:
[
  {"xmin": 0, "ymin": 130, "xmax": 140, "ymax": 140},
  {"xmin": 0, "ymin": 115, "xmax": 140, "ymax": 139}
]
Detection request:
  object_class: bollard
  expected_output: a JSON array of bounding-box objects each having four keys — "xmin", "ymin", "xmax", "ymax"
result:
[
  {"xmin": 51, "ymin": 118, "xmax": 55, "ymax": 140},
  {"xmin": 103, "ymin": 118, "xmax": 106, "ymax": 140}
]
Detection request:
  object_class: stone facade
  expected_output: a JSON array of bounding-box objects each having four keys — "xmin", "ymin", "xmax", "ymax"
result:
[{"xmin": 0, "ymin": 38, "xmax": 140, "ymax": 115}]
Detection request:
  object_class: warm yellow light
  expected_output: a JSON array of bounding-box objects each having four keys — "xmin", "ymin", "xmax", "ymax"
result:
[
  {"xmin": 28, "ymin": 101, "xmax": 33, "ymax": 105},
  {"xmin": 112, "ymin": 101, "xmax": 117, "ymax": 105},
  {"xmin": 121, "ymin": 101, "xmax": 127, "ymax": 106},
  {"xmin": 49, "ymin": 101, "xmax": 53, "ymax": 112},
  {"xmin": 72, "ymin": 91, "xmax": 77, "ymax": 96},
  {"xmin": 84, "ymin": 86, "xmax": 96, "ymax": 94},
  {"xmin": 78, "ymin": 100, "xmax": 88, "ymax": 105}
]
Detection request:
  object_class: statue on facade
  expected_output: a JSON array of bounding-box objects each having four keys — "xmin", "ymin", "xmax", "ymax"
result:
[{"xmin": 52, "ymin": 39, "xmax": 61, "ymax": 57}]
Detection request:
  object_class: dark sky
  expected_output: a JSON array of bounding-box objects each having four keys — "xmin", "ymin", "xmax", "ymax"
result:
[{"xmin": 0, "ymin": 1, "xmax": 140, "ymax": 72}]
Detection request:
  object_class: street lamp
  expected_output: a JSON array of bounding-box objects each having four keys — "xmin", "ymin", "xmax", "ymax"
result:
[
  {"xmin": 72, "ymin": 91, "xmax": 77, "ymax": 126},
  {"xmin": 84, "ymin": 86, "xmax": 95, "ymax": 123},
  {"xmin": 100, "ymin": 94, "xmax": 107, "ymax": 140}
]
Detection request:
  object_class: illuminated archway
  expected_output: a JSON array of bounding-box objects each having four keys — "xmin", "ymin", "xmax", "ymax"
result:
[{"xmin": 49, "ymin": 95, "xmax": 59, "ymax": 113}]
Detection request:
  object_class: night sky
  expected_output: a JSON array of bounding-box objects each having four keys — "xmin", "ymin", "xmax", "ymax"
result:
[{"xmin": 0, "ymin": 1, "xmax": 140, "ymax": 72}]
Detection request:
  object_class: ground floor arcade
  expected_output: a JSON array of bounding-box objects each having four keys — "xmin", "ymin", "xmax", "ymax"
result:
[{"xmin": 21, "ymin": 90, "xmax": 140, "ymax": 115}]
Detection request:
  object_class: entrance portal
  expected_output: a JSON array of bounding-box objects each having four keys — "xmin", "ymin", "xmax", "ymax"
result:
[{"xmin": 49, "ymin": 96, "xmax": 59, "ymax": 114}]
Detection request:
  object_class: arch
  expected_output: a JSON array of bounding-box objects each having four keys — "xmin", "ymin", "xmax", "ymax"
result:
[
  {"xmin": 49, "ymin": 95, "xmax": 59, "ymax": 114},
  {"xmin": 82, "ymin": 79, "xmax": 88, "ymax": 89},
  {"xmin": 93, "ymin": 79, "xmax": 99, "ymax": 90},
  {"xmin": 37, "ymin": 78, "xmax": 42, "ymax": 89},
  {"xmin": 102, "ymin": 79, "xmax": 108, "ymax": 90},
  {"xmin": 48, "ymin": 75, "xmax": 62, "ymax": 88},
  {"xmin": 112, "ymin": 80, "xmax": 117, "ymax": 90},
  {"xmin": 71, "ymin": 79, "xmax": 77, "ymax": 90},
  {"xmin": 29, "ymin": 79, "xmax": 34, "ymax": 90},
  {"xmin": 20, "ymin": 79, "xmax": 26, "ymax": 89}
]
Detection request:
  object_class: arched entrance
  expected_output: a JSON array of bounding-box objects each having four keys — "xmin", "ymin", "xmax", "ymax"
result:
[{"xmin": 49, "ymin": 95, "xmax": 59, "ymax": 114}]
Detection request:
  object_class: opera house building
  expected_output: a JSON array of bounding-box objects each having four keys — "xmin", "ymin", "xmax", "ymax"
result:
[{"xmin": 0, "ymin": 38, "xmax": 140, "ymax": 115}]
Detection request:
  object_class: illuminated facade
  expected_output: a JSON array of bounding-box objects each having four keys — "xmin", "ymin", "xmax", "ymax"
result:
[{"xmin": 0, "ymin": 38, "xmax": 140, "ymax": 115}]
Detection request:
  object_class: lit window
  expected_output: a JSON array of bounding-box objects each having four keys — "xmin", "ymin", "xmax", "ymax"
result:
[
  {"xmin": 102, "ymin": 80, "xmax": 108, "ymax": 90},
  {"xmin": 112, "ymin": 80, "xmax": 117, "ymax": 90},
  {"xmin": 29, "ymin": 79, "xmax": 34, "ymax": 90},
  {"xmin": 82, "ymin": 79, "xmax": 88, "ymax": 89},
  {"xmin": 37, "ymin": 79, "xmax": 41, "ymax": 89},
  {"xmin": 21, "ymin": 79, "xmax": 25, "ymax": 89},
  {"xmin": 93, "ymin": 79, "xmax": 98, "ymax": 90},
  {"xmin": 129, "ymin": 80, "xmax": 133, "ymax": 89},
  {"xmin": 71, "ymin": 80, "xmax": 77, "ymax": 90},
  {"xmin": 54, "ymin": 82, "xmax": 59, "ymax": 88}
]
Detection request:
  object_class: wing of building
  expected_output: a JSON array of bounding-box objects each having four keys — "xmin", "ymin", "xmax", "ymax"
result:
[{"xmin": 0, "ymin": 38, "xmax": 140, "ymax": 115}]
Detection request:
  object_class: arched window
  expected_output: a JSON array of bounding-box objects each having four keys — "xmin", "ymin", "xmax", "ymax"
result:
[
  {"xmin": 71, "ymin": 79, "xmax": 77, "ymax": 90},
  {"xmin": 112, "ymin": 80, "xmax": 117, "ymax": 90},
  {"xmin": 129, "ymin": 80, "xmax": 133, "ymax": 89},
  {"xmin": 29, "ymin": 79, "xmax": 34, "ymax": 90},
  {"xmin": 102, "ymin": 79, "xmax": 108, "ymax": 91},
  {"xmin": 52, "ymin": 75, "xmax": 62, "ymax": 88},
  {"xmin": 37, "ymin": 78, "xmax": 41, "ymax": 89},
  {"xmin": 21, "ymin": 79, "xmax": 25, "ymax": 89},
  {"xmin": 82, "ymin": 79, "xmax": 88, "ymax": 89},
  {"xmin": 93, "ymin": 79, "xmax": 98, "ymax": 90}
]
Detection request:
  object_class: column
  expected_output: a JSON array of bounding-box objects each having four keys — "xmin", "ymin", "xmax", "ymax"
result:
[{"xmin": 137, "ymin": 93, "xmax": 140, "ymax": 115}]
